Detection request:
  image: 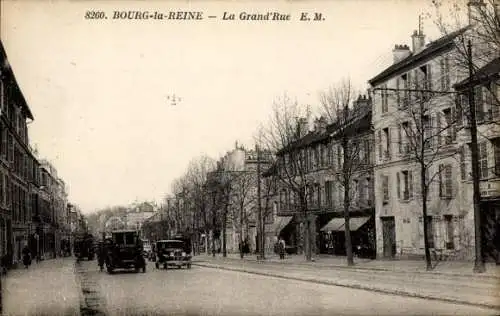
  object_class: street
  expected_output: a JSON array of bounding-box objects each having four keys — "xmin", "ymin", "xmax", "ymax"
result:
[{"xmin": 2, "ymin": 258, "xmax": 499, "ymax": 316}]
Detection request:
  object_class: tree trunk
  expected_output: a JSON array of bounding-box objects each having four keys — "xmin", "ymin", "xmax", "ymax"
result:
[
  {"xmin": 240, "ymin": 204, "xmax": 244, "ymax": 259},
  {"xmin": 222, "ymin": 206, "xmax": 227, "ymax": 257},
  {"xmin": 211, "ymin": 229, "xmax": 216, "ymax": 257},
  {"xmin": 205, "ymin": 230, "xmax": 209, "ymax": 255},
  {"xmin": 305, "ymin": 217, "xmax": 312, "ymax": 261},
  {"xmin": 343, "ymin": 137, "xmax": 354, "ymax": 266},
  {"xmin": 421, "ymin": 165, "xmax": 433, "ymax": 271}
]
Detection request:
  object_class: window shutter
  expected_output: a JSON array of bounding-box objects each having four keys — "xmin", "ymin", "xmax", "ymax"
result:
[
  {"xmin": 494, "ymin": 140, "xmax": 500, "ymax": 177},
  {"xmin": 439, "ymin": 164, "xmax": 444, "ymax": 197},
  {"xmin": 475, "ymin": 86, "xmax": 484, "ymax": 122},
  {"xmin": 409, "ymin": 170, "xmax": 413, "ymax": 199},
  {"xmin": 460, "ymin": 146, "xmax": 466, "ymax": 180},
  {"xmin": 418, "ymin": 217, "xmax": 424, "ymax": 249},
  {"xmin": 398, "ymin": 125, "xmax": 402, "ymax": 153},
  {"xmin": 436, "ymin": 111, "xmax": 442, "ymax": 146},
  {"xmin": 445, "ymin": 57, "xmax": 450, "ymax": 89},
  {"xmin": 396, "ymin": 172, "xmax": 400, "ymax": 199},
  {"xmin": 445, "ymin": 165, "xmax": 453, "ymax": 198},
  {"xmin": 450, "ymin": 107, "xmax": 456, "ymax": 141}
]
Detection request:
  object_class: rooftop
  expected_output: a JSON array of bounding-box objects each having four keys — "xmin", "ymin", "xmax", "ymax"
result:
[{"xmin": 368, "ymin": 27, "xmax": 470, "ymax": 86}]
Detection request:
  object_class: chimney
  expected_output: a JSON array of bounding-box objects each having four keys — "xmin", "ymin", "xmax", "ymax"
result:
[
  {"xmin": 411, "ymin": 30, "xmax": 425, "ymax": 53},
  {"xmin": 314, "ymin": 116, "xmax": 328, "ymax": 133},
  {"xmin": 296, "ymin": 117, "xmax": 309, "ymax": 138},
  {"xmin": 392, "ymin": 44, "xmax": 411, "ymax": 63},
  {"xmin": 467, "ymin": 0, "xmax": 487, "ymax": 25},
  {"xmin": 353, "ymin": 94, "xmax": 371, "ymax": 113}
]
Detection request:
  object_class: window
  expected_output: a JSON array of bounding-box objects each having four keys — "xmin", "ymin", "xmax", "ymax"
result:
[
  {"xmin": 366, "ymin": 178, "xmax": 373, "ymax": 205},
  {"xmin": 337, "ymin": 145, "xmax": 342, "ymax": 170},
  {"xmin": 460, "ymin": 145, "xmax": 467, "ymax": 180},
  {"xmin": 381, "ymin": 84, "xmax": 388, "ymax": 113},
  {"xmin": 402, "ymin": 170, "xmax": 413, "ymax": 200},
  {"xmin": 383, "ymin": 128, "xmax": 390, "ymax": 159},
  {"xmin": 325, "ymin": 181, "xmax": 333, "ymax": 207},
  {"xmin": 475, "ymin": 86, "xmax": 485, "ymax": 123},
  {"xmin": 442, "ymin": 108, "xmax": 455, "ymax": 144},
  {"xmin": 444, "ymin": 215, "xmax": 454, "ymax": 250},
  {"xmin": 493, "ymin": 138, "xmax": 500, "ymax": 177},
  {"xmin": 439, "ymin": 164, "xmax": 453, "ymax": 198},
  {"xmin": 456, "ymin": 95, "xmax": 464, "ymax": 127},
  {"xmin": 382, "ymin": 175, "xmax": 389, "ymax": 203},
  {"xmin": 440, "ymin": 56, "xmax": 450, "ymax": 91},
  {"xmin": 422, "ymin": 115, "xmax": 431, "ymax": 149},
  {"xmin": 377, "ymin": 130, "xmax": 382, "ymax": 160},
  {"xmin": 479, "ymin": 142, "xmax": 488, "ymax": 179},
  {"xmin": 0, "ymin": 80, "xmax": 5, "ymax": 112},
  {"xmin": 486, "ymin": 83, "xmax": 499, "ymax": 119}
]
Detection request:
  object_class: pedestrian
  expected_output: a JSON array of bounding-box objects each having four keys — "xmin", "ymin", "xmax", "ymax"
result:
[
  {"xmin": 22, "ymin": 244, "xmax": 31, "ymax": 268},
  {"xmin": 278, "ymin": 237, "xmax": 286, "ymax": 260}
]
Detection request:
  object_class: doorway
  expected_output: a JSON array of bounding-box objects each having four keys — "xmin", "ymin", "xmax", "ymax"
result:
[{"xmin": 381, "ymin": 216, "xmax": 396, "ymax": 258}]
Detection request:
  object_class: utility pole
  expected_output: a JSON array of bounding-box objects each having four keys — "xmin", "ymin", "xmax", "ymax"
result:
[
  {"xmin": 468, "ymin": 40, "xmax": 485, "ymax": 273},
  {"xmin": 256, "ymin": 143, "xmax": 264, "ymax": 260}
]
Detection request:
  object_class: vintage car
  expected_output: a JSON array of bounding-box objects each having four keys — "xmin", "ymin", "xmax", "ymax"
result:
[
  {"xmin": 154, "ymin": 239, "xmax": 192, "ymax": 269},
  {"xmin": 105, "ymin": 230, "xmax": 146, "ymax": 274}
]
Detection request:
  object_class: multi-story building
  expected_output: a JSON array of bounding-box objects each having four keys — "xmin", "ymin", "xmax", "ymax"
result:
[
  {"xmin": 0, "ymin": 41, "xmax": 36, "ymax": 265},
  {"xmin": 268, "ymin": 95, "xmax": 375, "ymax": 257},
  {"xmin": 454, "ymin": 57, "xmax": 500, "ymax": 262},
  {"xmin": 216, "ymin": 144, "xmax": 273, "ymax": 254},
  {"xmin": 0, "ymin": 40, "xmax": 74, "ymax": 266},
  {"xmin": 367, "ymin": 1, "xmax": 495, "ymax": 260}
]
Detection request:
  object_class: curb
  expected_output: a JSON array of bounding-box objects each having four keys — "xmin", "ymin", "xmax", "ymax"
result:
[
  {"xmin": 196, "ymin": 256, "xmax": 500, "ymax": 280},
  {"xmin": 194, "ymin": 262, "xmax": 500, "ymax": 311}
]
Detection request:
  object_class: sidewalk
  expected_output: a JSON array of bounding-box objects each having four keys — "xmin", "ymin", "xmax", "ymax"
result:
[
  {"xmin": 193, "ymin": 253, "xmax": 500, "ymax": 310},
  {"xmin": 195, "ymin": 252, "xmax": 500, "ymax": 279},
  {"xmin": 1, "ymin": 257, "xmax": 80, "ymax": 316}
]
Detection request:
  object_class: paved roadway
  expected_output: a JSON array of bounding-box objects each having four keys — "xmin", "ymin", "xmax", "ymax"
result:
[{"xmin": 2, "ymin": 258, "xmax": 499, "ymax": 316}]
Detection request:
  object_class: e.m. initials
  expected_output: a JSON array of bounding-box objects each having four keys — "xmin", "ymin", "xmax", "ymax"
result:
[{"xmin": 299, "ymin": 12, "xmax": 324, "ymax": 21}]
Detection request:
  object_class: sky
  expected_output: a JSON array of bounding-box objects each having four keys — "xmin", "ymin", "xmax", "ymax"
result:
[{"xmin": 0, "ymin": 0, "xmax": 456, "ymax": 214}]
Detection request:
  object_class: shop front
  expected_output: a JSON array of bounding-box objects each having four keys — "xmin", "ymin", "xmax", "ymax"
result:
[{"xmin": 320, "ymin": 216, "xmax": 376, "ymax": 258}]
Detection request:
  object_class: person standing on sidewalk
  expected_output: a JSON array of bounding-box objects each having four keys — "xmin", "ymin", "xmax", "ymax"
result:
[
  {"xmin": 22, "ymin": 244, "xmax": 31, "ymax": 268},
  {"xmin": 278, "ymin": 237, "xmax": 286, "ymax": 260}
]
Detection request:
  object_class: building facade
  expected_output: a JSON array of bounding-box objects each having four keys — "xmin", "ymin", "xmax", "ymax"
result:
[
  {"xmin": 367, "ymin": 2, "xmax": 498, "ymax": 260},
  {"xmin": 0, "ymin": 40, "xmax": 75, "ymax": 267},
  {"xmin": 268, "ymin": 95, "xmax": 376, "ymax": 257}
]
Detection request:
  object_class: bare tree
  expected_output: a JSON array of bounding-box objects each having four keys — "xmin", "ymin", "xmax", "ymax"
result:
[
  {"xmin": 259, "ymin": 93, "xmax": 315, "ymax": 261},
  {"xmin": 379, "ymin": 74, "xmax": 460, "ymax": 270},
  {"xmin": 184, "ymin": 156, "xmax": 216, "ymax": 254},
  {"xmin": 227, "ymin": 170, "xmax": 256, "ymax": 258},
  {"xmin": 432, "ymin": 0, "xmax": 500, "ymax": 111},
  {"xmin": 320, "ymin": 79, "xmax": 373, "ymax": 266}
]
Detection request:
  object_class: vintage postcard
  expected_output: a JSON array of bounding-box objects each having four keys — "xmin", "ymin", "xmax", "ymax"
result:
[{"xmin": 0, "ymin": 0, "xmax": 499, "ymax": 315}]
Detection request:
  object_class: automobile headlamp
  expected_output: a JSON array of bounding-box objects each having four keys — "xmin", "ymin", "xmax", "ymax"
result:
[{"xmin": 181, "ymin": 252, "xmax": 186, "ymax": 257}]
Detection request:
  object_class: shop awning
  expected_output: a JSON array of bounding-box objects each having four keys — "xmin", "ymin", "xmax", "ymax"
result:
[
  {"xmin": 321, "ymin": 217, "xmax": 370, "ymax": 232},
  {"xmin": 273, "ymin": 216, "xmax": 293, "ymax": 235},
  {"xmin": 348, "ymin": 217, "xmax": 370, "ymax": 231},
  {"xmin": 321, "ymin": 218, "xmax": 345, "ymax": 232}
]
